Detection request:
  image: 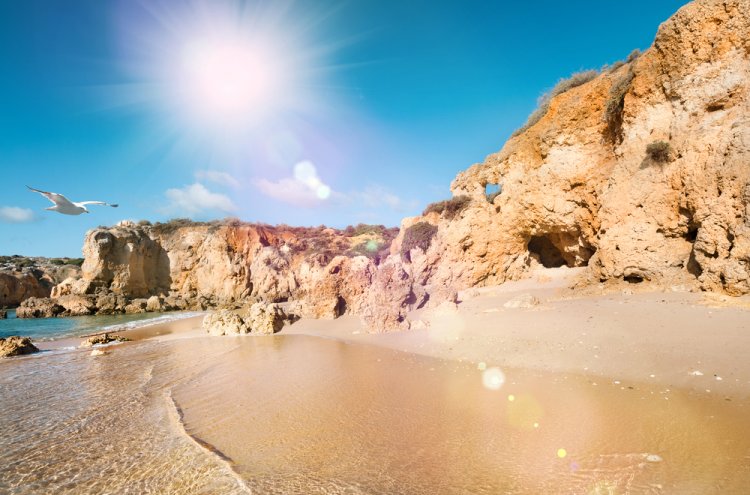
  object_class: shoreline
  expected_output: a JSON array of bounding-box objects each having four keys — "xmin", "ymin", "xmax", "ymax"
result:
[{"xmin": 21, "ymin": 267, "xmax": 750, "ymax": 399}]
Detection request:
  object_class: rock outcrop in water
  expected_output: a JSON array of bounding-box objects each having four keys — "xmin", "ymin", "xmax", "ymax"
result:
[
  {"xmin": 21, "ymin": 0, "xmax": 750, "ymax": 330},
  {"xmin": 0, "ymin": 336, "xmax": 39, "ymax": 357}
]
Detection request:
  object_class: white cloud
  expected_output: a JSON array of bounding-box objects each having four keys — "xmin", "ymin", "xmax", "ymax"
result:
[
  {"xmin": 254, "ymin": 160, "xmax": 333, "ymax": 207},
  {"xmin": 160, "ymin": 183, "xmax": 237, "ymax": 216},
  {"xmin": 195, "ymin": 170, "xmax": 241, "ymax": 188},
  {"xmin": 0, "ymin": 206, "xmax": 36, "ymax": 223},
  {"xmin": 253, "ymin": 160, "xmax": 417, "ymax": 216},
  {"xmin": 349, "ymin": 185, "xmax": 417, "ymax": 212}
]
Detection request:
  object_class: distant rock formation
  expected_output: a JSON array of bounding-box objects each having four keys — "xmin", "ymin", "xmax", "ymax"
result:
[
  {"xmin": 19, "ymin": 220, "xmax": 400, "ymax": 324},
  {"xmin": 0, "ymin": 256, "xmax": 82, "ymax": 308},
  {"xmin": 18, "ymin": 0, "xmax": 750, "ymax": 331}
]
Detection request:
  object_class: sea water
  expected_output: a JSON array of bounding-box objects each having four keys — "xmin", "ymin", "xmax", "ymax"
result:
[{"xmin": 0, "ymin": 309, "xmax": 202, "ymax": 340}]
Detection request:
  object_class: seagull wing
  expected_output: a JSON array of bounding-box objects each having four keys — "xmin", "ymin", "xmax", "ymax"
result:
[
  {"xmin": 27, "ymin": 185, "xmax": 76, "ymax": 207},
  {"xmin": 77, "ymin": 201, "xmax": 119, "ymax": 208}
]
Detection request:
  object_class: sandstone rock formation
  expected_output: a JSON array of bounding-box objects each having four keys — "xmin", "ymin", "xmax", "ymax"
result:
[
  {"xmin": 203, "ymin": 310, "xmax": 249, "ymax": 336},
  {"xmin": 15, "ymin": 297, "xmax": 65, "ymax": 318},
  {"xmin": 0, "ymin": 257, "xmax": 81, "ymax": 307},
  {"xmin": 0, "ymin": 336, "xmax": 39, "ymax": 357},
  {"xmin": 427, "ymin": 0, "xmax": 750, "ymax": 296},
  {"xmin": 203, "ymin": 303, "xmax": 298, "ymax": 336},
  {"xmin": 21, "ymin": 220, "xmax": 397, "ymax": 319}
]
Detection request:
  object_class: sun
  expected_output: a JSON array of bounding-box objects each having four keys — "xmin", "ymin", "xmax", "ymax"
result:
[
  {"xmin": 115, "ymin": 1, "xmax": 336, "ymax": 139},
  {"xmin": 179, "ymin": 34, "xmax": 283, "ymax": 125}
]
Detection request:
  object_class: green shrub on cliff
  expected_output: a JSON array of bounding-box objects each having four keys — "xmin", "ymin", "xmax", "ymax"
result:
[
  {"xmin": 423, "ymin": 195, "xmax": 471, "ymax": 220},
  {"xmin": 400, "ymin": 222, "xmax": 438, "ymax": 261},
  {"xmin": 646, "ymin": 141, "xmax": 673, "ymax": 162}
]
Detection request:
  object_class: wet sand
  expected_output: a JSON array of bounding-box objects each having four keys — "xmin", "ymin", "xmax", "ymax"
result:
[{"xmin": 170, "ymin": 335, "xmax": 750, "ymax": 494}]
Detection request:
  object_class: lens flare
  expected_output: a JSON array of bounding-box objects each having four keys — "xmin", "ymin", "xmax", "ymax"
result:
[{"xmin": 481, "ymin": 367, "xmax": 506, "ymax": 391}]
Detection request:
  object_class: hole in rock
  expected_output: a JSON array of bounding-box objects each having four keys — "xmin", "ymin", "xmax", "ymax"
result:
[
  {"xmin": 684, "ymin": 227, "xmax": 698, "ymax": 243},
  {"xmin": 527, "ymin": 233, "xmax": 594, "ymax": 268},
  {"xmin": 528, "ymin": 236, "xmax": 567, "ymax": 268},
  {"xmin": 334, "ymin": 296, "xmax": 347, "ymax": 317},
  {"xmin": 687, "ymin": 249, "xmax": 702, "ymax": 277},
  {"xmin": 485, "ymin": 183, "xmax": 502, "ymax": 203},
  {"xmin": 624, "ymin": 274, "xmax": 644, "ymax": 284}
]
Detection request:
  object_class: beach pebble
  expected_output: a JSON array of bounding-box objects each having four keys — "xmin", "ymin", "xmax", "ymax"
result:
[
  {"xmin": 90, "ymin": 349, "xmax": 108, "ymax": 356},
  {"xmin": 503, "ymin": 294, "xmax": 540, "ymax": 309},
  {"xmin": 645, "ymin": 454, "xmax": 663, "ymax": 463},
  {"xmin": 689, "ymin": 370, "xmax": 704, "ymax": 376}
]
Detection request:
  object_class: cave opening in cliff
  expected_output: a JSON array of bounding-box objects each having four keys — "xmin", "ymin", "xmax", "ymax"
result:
[
  {"xmin": 527, "ymin": 235, "xmax": 568, "ymax": 268},
  {"xmin": 527, "ymin": 233, "xmax": 595, "ymax": 269},
  {"xmin": 624, "ymin": 274, "xmax": 644, "ymax": 283},
  {"xmin": 334, "ymin": 296, "xmax": 347, "ymax": 317}
]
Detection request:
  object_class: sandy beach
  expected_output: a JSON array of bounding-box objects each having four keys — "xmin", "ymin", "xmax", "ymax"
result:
[
  {"xmin": 282, "ymin": 267, "xmax": 750, "ymax": 399},
  {"xmin": 4, "ymin": 269, "xmax": 750, "ymax": 493},
  {"xmin": 85, "ymin": 266, "xmax": 750, "ymax": 400}
]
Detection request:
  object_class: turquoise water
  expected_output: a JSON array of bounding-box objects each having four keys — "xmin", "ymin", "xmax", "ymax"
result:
[{"xmin": 0, "ymin": 310, "xmax": 202, "ymax": 340}]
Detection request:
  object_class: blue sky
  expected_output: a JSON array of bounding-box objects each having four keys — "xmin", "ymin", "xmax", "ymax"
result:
[{"xmin": 0, "ymin": 0, "xmax": 689, "ymax": 257}]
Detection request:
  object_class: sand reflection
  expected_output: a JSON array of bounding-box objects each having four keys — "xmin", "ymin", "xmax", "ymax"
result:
[{"xmin": 170, "ymin": 335, "xmax": 750, "ymax": 494}]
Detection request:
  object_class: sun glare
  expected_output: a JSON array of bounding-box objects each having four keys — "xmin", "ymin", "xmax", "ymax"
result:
[
  {"xmin": 180, "ymin": 35, "xmax": 282, "ymax": 124},
  {"xmin": 116, "ymin": 0, "xmax": 337, "ymax": 142}
]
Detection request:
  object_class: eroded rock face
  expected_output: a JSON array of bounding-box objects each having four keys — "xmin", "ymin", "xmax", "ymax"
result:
[
  {"xmin": 0, "ymin": 336, "xmax": 39, "ymax": 357},
  {"xmin": 421, "ymin": 0, "xmax": 750, "ymax": 296},
  {"xmin": 44, "ymin": 221, "xmax": 394, "ymax": 320},
  {"xmin": 0, "ymin": 257, "xmax": 82, "ymax": 307}
]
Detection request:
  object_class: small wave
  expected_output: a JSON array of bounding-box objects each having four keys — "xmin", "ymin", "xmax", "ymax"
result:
[
  {"xmin": 165, "ymin": 390, "xmax": 251, "ymax": 494},
  {"xmin": 96, "ymin": 312, "xmax": 205, "ymax": 334}
]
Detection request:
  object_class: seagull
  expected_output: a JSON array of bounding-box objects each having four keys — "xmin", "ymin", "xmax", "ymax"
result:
[{"xmin": 27, "ymin": 186, "xmax": 119, "ymax": 215}]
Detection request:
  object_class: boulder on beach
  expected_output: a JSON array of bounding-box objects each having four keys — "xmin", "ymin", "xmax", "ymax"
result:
[
  {"xmin": 146, "ymin": 295, "xmax": 164, "ymax": 312},
  {"xmin": 503, "ymin": 294, "xmax": 541, "ymax": 309},
  {"xmin": 80, "ymin": 333, "xmax": 130, "ymax": 348},
  {"xmin": 246, "ymin": 302, "xmax": 294, "ymax": 335},
  {"xmin": 0, "ymin": 336, "xmax": 40, "ymax": 357},
  {"xmin": 202, "ymin": 310, "xmax": 249, "ymax": 336}
]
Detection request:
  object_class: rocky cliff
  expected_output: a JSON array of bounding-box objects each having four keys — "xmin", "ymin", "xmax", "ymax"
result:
[
  {"xmin": 0, "ymin": 256, "xmax": 82, "ymax": 307},
  {"xmin": 19, "ymin": 0, "xmax": 750, "ymax": 330},
  {"xmin": 431, "ymin": 0, "xmax": 750, "ymax": 294},
  {"xmin": 18, "ymin": 220, "xmax": 398, "ymax": 321}
]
